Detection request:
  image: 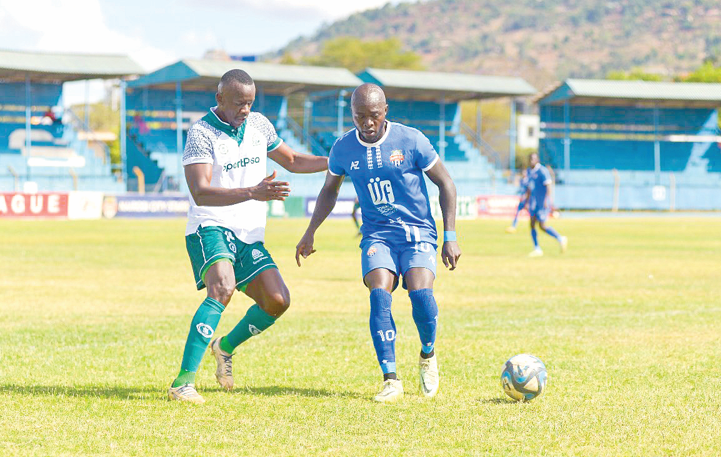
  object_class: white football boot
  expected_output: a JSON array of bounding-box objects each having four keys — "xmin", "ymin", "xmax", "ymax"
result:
[
  {"xmin": 168, "ymin": 384, "xmax": 205, "ymax": 404},
  {"xmin": 560, "ymin": 236, "xmax": 568, "ymax": 253},
  {"xmin": 528, "ymin": 248, "xmax": 543, "ymax": 257},
  {"xmin": 419, "ymin": 354, "xmax": 439, "ymax": 398},
  {"xmin": 210, "ymin": 337, "xmax": 234, "ymax": 391},
  {"xmin": 373, "ymin": 379, "xmax": 404, "ymax": 403}
]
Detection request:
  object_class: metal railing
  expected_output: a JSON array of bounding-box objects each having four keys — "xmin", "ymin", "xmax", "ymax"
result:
[
  {"xmin": 285, "ymin": 116, "xmax": 328, "ymax": 156},
  {"xmin": 460, "ymin": 122, "xmax": 504, "ymax": 169}
]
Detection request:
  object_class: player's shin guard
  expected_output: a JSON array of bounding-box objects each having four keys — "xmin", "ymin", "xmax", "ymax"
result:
[
  {"xmin": 176, "ymin": 297, "xmax": 224, "ymax": 385},
  {"xmin": 369, "ymin": 289, "xmax": 397, "ymax": 375},
  {"xmin": 409, "ymin": 288, "xmax": 438, "ymax": 354},
  {"xmin": 544, "ymin": 226, "xmax": 562, "ymax": 241},
  {"xmin": 221, "ymin": 304, "xmax": 276, "ymax": 352},
  {"xmin": 531, "ymin": 228, "xmax": 539, "ymax": 247}
]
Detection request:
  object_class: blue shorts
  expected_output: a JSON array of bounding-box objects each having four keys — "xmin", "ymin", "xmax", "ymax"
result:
[
  {"xmin": 360, "ymin": 239, "xmax": 437, "ymax": 291},
  {"xmin": 529, "ymin": 207, "xmax": 549, "ymax": 222}
]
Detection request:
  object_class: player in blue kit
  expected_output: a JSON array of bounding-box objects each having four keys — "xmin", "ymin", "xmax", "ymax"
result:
[
  {"xmin": 505, "ymin": 168, "xmax": 530, "ymax": 233},
  {"xmin": 526, "ymin": 153, "xmax": 567, "ymax": 257},
  {"xmin": 296, "ymin": 83, "xmax": 461, "ymax": 403}
]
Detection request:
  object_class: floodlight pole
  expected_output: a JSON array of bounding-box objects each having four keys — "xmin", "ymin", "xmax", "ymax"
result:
[
  {"xmin": 25, "ymin": 73, "xmax": 32, "ymax": 181},
  {"xmin": 119, "ymin": 80, "xmax": 128, "ymax": 186},
  {"xmin": 176, "ymin": 81, "xmax": 184, "ymax": 193}
]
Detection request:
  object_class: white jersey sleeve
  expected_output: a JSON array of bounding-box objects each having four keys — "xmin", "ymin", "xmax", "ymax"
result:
[{"xmin": 182, "ymin": 124, "xmax": 214, "ymax": 166}]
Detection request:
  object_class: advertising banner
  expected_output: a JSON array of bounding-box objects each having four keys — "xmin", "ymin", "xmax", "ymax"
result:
[
  {"xmin": 102, "ymin": 194, "xmax": 189, "ymax": 218},
  {"xmin": 68, "ymin": 192, "xmax": 104, "ymax": 220},
  {"xmin": 0, "ymin": 192, "xmax": 69, "ymax": 218},
  {"xmin": 476, "ymin": 195, "xmax": 526, "ymax": 219},
  {"xmin": 304, "ymin": 198, "xmax": 358, "ymax": 218},
  {"xmin": 430, "ymin": 196, "xmax": 479, "ymax": 220}
]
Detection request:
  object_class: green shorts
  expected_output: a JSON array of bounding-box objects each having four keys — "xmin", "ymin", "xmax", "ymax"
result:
[{"xmin": 186, "ymin": 225, "xmax": 277, "ymax": 292}]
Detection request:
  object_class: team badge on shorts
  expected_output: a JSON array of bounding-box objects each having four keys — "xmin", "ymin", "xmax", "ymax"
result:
[
  {"xmin": 389, "ymin": 150, "xmax": 404, "ymax": 166},
  {"xmin": 367, "ymin": 246, "xmax": 377, "ymax": 257}
]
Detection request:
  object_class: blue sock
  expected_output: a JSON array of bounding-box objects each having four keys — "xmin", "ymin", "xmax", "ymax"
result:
[
  {"xmin": 531, "ymin": 228, "xmax": 539, "ymax": 248},
  {"xmin": 174, "ymin": 297, "xmax": 224, "ymax": 386},
  {"xmin": 369, "ymin": 288, "xmax": 396, "ymax": 374},
  {"xmin": 409, "ymin": 289, "xmax": 438, "ymax": 354},
  {"xmin": 545, "ymin": 226, "xmax": 562, "ymax": 241},
  {"xmin": 512, "ymin": 201, "xmax": 525, "ymax": 227}
]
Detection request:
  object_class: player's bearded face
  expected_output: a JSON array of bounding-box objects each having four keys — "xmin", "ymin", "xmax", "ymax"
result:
[
  {"xmin": 216, "ymin": 82, "xmax": 256, "ymax": 128},
  {"xmin": 352, "ymin": 102, "xmax": 388, "ymax": 143}
]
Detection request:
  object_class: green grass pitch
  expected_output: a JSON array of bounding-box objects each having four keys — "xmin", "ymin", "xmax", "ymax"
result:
[{"xmin": 1, "ymin": 216, "xmax": 720, "ymax": 456}]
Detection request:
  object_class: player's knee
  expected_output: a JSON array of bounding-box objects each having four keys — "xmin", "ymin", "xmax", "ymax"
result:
[
  {"xmin": 263, "ymin": 288, "xmax": 291, "ymax": 317},
  {"xmin": 207, "ymin": 278, "xmax": 235, "ymax": 306}
]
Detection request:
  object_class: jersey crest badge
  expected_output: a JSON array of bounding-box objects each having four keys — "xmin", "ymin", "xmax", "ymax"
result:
[{"xmin": 389, "ymin": 150, "xmax": 404, "ymax": 166}]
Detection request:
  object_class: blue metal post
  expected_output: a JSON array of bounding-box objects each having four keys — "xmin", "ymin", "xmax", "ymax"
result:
[
  {"xmin": 509, "ymin": 98, "xmax": 517, "ymax": 171},
  {"xmin": 303, "ymin": 96, "xmax": 312, "ymax": 148},
  {"xmin": 176, "ymin": 81, "xmax": 183, "ymax": 192},
  {"xmin": 25, "ymin": 74, "xmax": 31, "ymax": 181},
  {"xmin": 653, "ymin": 105, "xmax": 660, "ymax": 184},
  {"xmin": 120, "ymin": 80, "xmax": 127, "ymax": 186},
  {"xmin": 439, "ymin": 97, "xmax": 446, "ymax": 161},
  {"xmin": 563, "ymin": 100, "xmax": 571, "ymax": 172},
  {"xmin": 336, "ymin": 90, "xmax": 347, "ymax": 138}
]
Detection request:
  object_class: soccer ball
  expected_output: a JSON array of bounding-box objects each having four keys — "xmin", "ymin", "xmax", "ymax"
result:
[{"xmin": 500, "ymin": 354, "xmax": 547, "ymax": 402}]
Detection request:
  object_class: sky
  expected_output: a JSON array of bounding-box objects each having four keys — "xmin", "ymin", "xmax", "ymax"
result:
[{"xmin": 0, "ymin": 0, "xmax": 414, "ymax": 105}]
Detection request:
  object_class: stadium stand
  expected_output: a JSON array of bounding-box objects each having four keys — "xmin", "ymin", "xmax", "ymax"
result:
[
  {"xmin": 0, "ymin": 49, "xmax": 143, "ymax": 192},
  {"xmin": 125, "ymin": 59, "xmax": 362, "ymax": 192},
  {"xmin": 308, "ymin": 68, "xmax": 536, "ymax": 196},
  {"xmin": 537, "ymin": 79, "xmax": 721, "ymax": 209}
]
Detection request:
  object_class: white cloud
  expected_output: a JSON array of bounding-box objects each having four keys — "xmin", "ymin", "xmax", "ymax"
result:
[{"xmin": 0, "ymin": 0, "xmax": 175, "ymax": 71}]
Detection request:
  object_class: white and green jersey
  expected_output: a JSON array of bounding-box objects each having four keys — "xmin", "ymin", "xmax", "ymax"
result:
[{"xmin": 182, "ymin": 108, "xmax": 282, "ymax": 243}]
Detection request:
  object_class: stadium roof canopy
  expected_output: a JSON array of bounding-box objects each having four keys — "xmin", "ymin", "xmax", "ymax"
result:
[
  {"xmin": 128, "ymin": 59, "xmax": 363, "ymax": 93},
  {"xmin": 537, "ymin": 79, "xmax": 721, "ymax": 108},
  {"xmin": 357, "ymin": 68, "xmax": 537, "ymax": 102},
  {"xmin": 0, "ymin": 49, "xmax": 144, "ymax": 83}
]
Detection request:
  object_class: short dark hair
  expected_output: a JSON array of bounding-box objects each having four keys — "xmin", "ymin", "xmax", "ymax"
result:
[{"xmin": 219, "ymin": 69, "xmax": 254, "ymax": 89}]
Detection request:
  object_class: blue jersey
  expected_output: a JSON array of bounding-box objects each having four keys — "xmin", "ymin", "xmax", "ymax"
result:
[
  {"xmin": 328, "ymin": 121, "xmax": 439, "ymax": 246},
  {"xmin": 528, "ymin": 164, "xmax": 552, "ymax": 211}
]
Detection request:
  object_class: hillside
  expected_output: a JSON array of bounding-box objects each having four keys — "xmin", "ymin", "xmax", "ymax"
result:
[{"xmin": 274, "ymin": 0, "xmax": 721, "ymax": 89}]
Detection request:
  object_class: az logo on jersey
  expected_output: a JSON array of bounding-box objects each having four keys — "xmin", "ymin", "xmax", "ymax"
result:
[{"xmin": 389, "ymin": 150, "xmax": 404, "ymax": 166}]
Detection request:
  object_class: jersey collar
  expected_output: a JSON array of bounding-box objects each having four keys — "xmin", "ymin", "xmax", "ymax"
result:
[
  {"xmin": 203, "ymin": 107, "xmax": 246, "ymax": 144},
  {"xmin": 355, "ymin": 121, "xmax": 391, "ymax": 147},
  {"xmin": 532, "ymin": 163, "xmax": 542, "ymax": 171}
]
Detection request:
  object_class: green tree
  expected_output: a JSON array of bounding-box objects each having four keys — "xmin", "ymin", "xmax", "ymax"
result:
[
  {"xmin": 682, "ymin": 61, "xmax": 721, "ymax": 82},
  {"xmin": 606, "ymin": 68, "xmax": 664, "ymax": 81},
  {"xmin": 304, "ymin": 37, "xmax": 424, "ymax": 73}
]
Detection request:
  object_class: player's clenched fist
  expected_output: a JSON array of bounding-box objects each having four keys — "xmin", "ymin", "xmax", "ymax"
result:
[
  {"xmin": 251, "ymin": 170, "xmax": 290, "ymax": 201},
  {"xmin": 295, "ymin": 231, "xmax": 316, "ymax": 266}
]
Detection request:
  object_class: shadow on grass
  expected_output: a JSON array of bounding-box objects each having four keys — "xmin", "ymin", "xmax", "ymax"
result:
[
  {"xmin": 480, "ymin": 397, "xmax": 518, "ymax": 404},
  {"xmin": 0, "ymin": 384, "xmax": 164, "ymax": 400},
  {"xmin": 1, "ymin": 384, "xmax": 363, "ymax": 400},
  {"xmin": 208, "ymin": 385, "xmax": 363, "ymax": 399}
]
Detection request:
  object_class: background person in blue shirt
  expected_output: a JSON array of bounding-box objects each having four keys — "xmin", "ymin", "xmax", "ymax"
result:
[
  {"xmin": 295, "ymin": 83, "xmax": 461, "ymax": 403},
  {"xmin": 525, "ymin": 153, "xmax": 567, "ymax": 257},
  {"xmin": 506, "ymin": 167, "xmax": 530, "ymax": 234}
]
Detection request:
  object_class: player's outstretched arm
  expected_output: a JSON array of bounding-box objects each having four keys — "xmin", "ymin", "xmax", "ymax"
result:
[
  {"xmin": 185, "ymin": 164, "xmax": 290, "ymax": 206},
  {"xmin": 295, "ymin": 172, "xmax": 344, "ymax": 266},
  {"xmin": 268, "ymin": 143, "xmax": 329, "ymax": 174},
  {"xmin": 425, "ymin": 160, "xmax": 461, "ymax": 270}
]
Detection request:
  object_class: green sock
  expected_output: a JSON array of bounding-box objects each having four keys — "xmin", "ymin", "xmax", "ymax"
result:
[
  {"xmin": 173, "ymin": 369, "xmax": 195, "ymax": 387},
  {"xmin": 222, "ymin": 304, "xmax": 276, "ymax": 352},
  {"xmin": 173, "ymin": 297, "xmax": 225, "ymax": 387}
]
